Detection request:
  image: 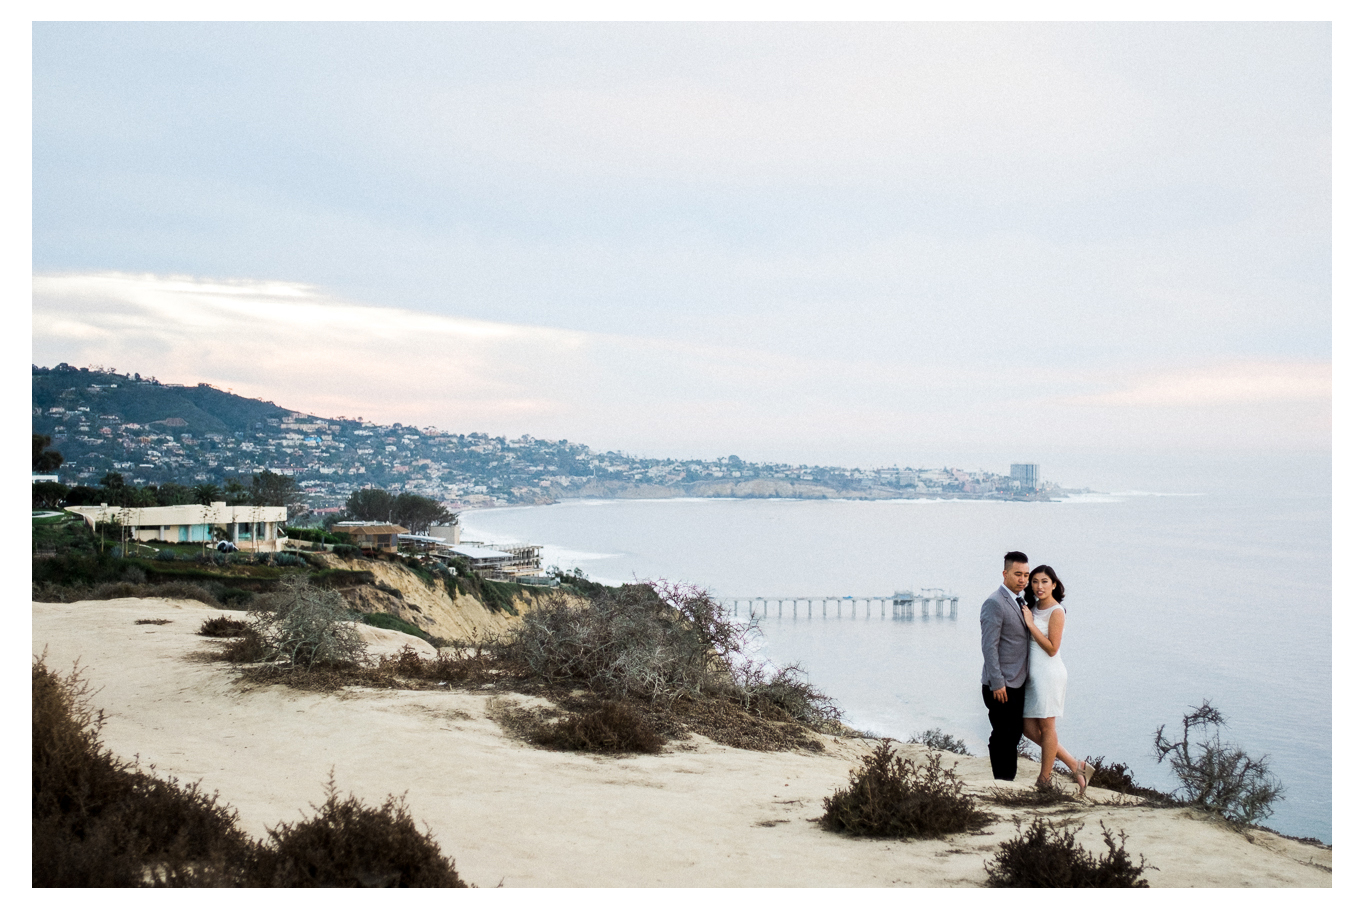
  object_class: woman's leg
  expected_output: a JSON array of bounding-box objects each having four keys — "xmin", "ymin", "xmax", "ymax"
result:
[
  {"xmin": 1022, "ymin": 717, "xmax": 1041, "ymax": 746},
  {"xmin": 1037, "ymin": 717, "xmax": 1059, "ymax": 782}
]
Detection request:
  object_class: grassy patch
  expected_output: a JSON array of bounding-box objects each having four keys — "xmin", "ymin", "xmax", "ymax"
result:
[
  {"xmin": 134, "ymin": 618, "xmax": 172, "ymax": 626},
  {"xmin": 361, "ymin": 612, "xmax": 431, "ymax": 642}
]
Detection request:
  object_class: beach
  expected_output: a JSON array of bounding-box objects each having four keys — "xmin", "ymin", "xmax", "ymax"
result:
[{"xmin": 32, "ymin": 595, "xmax": 1330, "ymax": 888}]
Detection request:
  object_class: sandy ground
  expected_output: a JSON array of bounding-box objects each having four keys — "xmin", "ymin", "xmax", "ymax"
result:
[{"xmin": 33, "ymin": 597, "xmax": 1331, "ymax": 888}]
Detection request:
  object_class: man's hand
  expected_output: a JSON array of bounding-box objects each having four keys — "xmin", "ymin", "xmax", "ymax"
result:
[{"xmin": 992, "ymin": 686, "xmax": 1008, "ymax": 703}]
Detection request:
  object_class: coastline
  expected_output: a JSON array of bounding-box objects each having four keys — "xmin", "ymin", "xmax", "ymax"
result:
[{"xmin": 32, "ymin": 596, "xmax": 1331, "ymax": 887}]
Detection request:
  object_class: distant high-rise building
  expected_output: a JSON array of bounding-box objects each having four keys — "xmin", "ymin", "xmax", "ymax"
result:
[{"xmin": 1010, "ymin": 463, "xmax": 1039, "ymax": 491}]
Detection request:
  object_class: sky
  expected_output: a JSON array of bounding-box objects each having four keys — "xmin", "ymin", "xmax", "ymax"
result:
[{"xmin": 30, "ymin": 20, "xmax": 1333, "ymax": 486}]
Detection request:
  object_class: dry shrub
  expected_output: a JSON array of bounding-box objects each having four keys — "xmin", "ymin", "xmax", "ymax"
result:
[
  {"xmin": 255, "ymin": 777, "xmax": 468, "ymax": 887},
  {"xmin": 135, "ymin": 618, "xmax": 172, "ymax": 626},
  {"xmin": 249, "ymin": 576, "xmax": 368, "ymax": 669},
  {"xmin": 1083, "ymin": 755, "xmax": 1177, "ymax": 805},
  {"xmin": 506, "ymin": 581, "xmax": 841, "ymax": 735},
  {"xmin": 821, "ymin": 740, "xmax": 989, "ymax": 838},
  {"xmin": 1154, "ymin": 701, "xmax": 1284, "ymax": 825},
  {"xmin": 985, "ymin": 818, "xmax": 1153, "ymax": 887},
  {"xmin": 198, "ymin": 615, "xmax": 249, "ymax": 638},
  {"xmin": 909, "ymin": 727, "xmax": 971, "ymax": 755},
  {"xmin": 219, "ymin": 629, "xmax": 268, "ymax": 663},
  {"xmin": 985, "ymin": 780, "xmax": 1079, "ymax": 807},
  {"xmin": 33, "ymin": 655, "xmax": 471, "ymax": 887},
  {"xmin": 733, "ymin": 662, "xmax": 842, "ymax": 733},
  {"xmin": 528, "ymin": 701, "xmax": 664, "ymax": 754},
  {"xmin": 32, "ymin": 654, "xmax": 252, "ymax": 886}
]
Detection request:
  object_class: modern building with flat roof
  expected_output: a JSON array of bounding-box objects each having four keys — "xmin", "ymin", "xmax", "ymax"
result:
[{"xmin": 65, "ymin": 502, "xmax": 288, "ymax": 551}]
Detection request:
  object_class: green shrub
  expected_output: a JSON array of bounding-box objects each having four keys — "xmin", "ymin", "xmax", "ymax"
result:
[
  {"xmin": 820, "ymin": 740, "xmax": 988, "ymax": 838},
  {"xmin": 1153, "ymin": 701, "xmax": 1284, "ymax": 825},
  {"xmin": 362, "ymin": 612, "xmax": 431, "ymax": 642},
  {"xmin": 155, "ymin": 549, "xmax": 178, "ymax": 561},
  {"xmin": 331, "ymin": 544, "xmax": 361, "ymax": 559},
  {"xmin": 985, "ymin": 818, "xmax": 1152, "ymax": 887}
]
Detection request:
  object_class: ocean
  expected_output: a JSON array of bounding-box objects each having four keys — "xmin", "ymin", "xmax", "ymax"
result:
[{"xmin": 459, "ymin": 454, "xmax": 1332, "ymax": 843}]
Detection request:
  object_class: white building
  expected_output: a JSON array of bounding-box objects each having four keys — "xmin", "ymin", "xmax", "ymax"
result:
[{"xmin": 65, "ymin": 502, "xmax": 289, "ymax": 551}]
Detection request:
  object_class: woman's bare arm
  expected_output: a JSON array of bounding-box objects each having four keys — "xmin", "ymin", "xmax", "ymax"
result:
[{"xmin": 1023, "ymin": 607, "xmax": 1065, "ymax": 656}]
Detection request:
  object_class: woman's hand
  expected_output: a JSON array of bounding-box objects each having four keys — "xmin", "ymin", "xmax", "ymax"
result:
[{"xmin": 1021, "ymin": 606, "xmax": 1034, "ymax": 626}]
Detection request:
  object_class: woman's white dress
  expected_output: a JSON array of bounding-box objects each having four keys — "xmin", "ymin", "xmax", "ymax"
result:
[{"xmin": 1023, "ymin": 604, "xmax": 1067, "ymax": 719}]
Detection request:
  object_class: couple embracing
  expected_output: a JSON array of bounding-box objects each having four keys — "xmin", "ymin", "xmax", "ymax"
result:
[{"xmin": 980, "ymin": 550, "xmax": 1094, "ymax": 794}]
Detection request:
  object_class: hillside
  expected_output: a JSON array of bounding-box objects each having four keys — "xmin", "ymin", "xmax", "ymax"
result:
[{"xmin": 33, "ymin": 363, "xmax": 1065, "ymax": 510}]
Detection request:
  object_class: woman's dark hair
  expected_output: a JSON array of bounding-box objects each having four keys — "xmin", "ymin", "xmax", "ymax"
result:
[{"xmin": 1024, "ymin": 565, "xmax": 1065, "ymax": 606}]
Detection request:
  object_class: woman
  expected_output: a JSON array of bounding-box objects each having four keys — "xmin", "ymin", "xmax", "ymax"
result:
[{"xmin": 1020, "ymin": 564, "xmax": 1095, "ymax": 794}]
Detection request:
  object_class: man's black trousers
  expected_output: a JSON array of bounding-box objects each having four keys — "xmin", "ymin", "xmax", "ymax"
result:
[{"xmin": 982, "ymin": 683, "xmax": 1026, "ymax": 780}]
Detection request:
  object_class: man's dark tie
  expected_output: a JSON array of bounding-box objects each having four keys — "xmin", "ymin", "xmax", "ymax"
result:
[{"xmin": 1015, "ymin": 596, "xmax": 1025, "ymax": 607}]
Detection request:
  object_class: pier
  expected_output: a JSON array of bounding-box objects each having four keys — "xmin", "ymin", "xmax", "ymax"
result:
[{"xmin": 721, "ymin": 590, "xmax": 958, "ymax": 621}]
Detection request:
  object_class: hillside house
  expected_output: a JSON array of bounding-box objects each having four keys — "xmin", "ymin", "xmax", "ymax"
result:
[
  {"xmin": 331, "ymin": 521, "xmax": 408, "ymax": 554},
  {"xmin": 64, "ymin": 502, "xmax": 288, "ymax": 552}
]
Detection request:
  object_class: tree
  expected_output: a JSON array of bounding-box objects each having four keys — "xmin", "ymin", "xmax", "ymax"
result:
[
  {"xmin": 98, "ymin": 472, "xmax": 133, "ymax": 507},
  {"xmin": 223, "ymin": 480, "xmax": 250, "ymax": 505},
  {"xmin": 250, "ymin": 470, "xmax": 305, "ymax": 516},
  {"xmin": 193, "ymin": 483, "xmax": 223, "ymax": 506},
  {"xmin": 32, "ymin": 435, "xmax": 64, "ymax": 473},
  {"xmin": 32, "ymin": 481, "xmax": 70, "ymax": 510},
  {"xmin": 345, "ymin": 488, "xmax": 395, "ymax": 523},
  {"xmin": 155, "ymin": 482, "xmax": 196, "ymax": 506},
  {"xmin": 390, "ymin": 493, "xmax": 455, "ymax": 536}
]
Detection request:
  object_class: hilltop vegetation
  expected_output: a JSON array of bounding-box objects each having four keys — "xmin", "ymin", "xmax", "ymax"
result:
[{"xmin": 33, "ymin": 363, "xmax": 1064, "ymax": 512}]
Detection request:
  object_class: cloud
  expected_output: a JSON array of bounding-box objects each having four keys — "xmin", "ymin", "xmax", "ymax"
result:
[
  {"xmin": 1061, "ymin": 361, "xmax": 1330, "ymax": 407},
  {"xmin": 32, "ymin": 271, "xmax": 1330, "ymax": 466}
]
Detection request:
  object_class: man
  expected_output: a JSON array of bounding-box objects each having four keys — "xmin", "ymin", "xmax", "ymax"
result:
[{"xmin": 980, "ymin": 550, "xmax": 1032, "ymax": 780}]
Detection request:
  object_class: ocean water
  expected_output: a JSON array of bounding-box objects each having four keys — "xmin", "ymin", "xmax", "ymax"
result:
[{"xmin": 460, "ymin": 456, "xmax": 1331, "ymax": 843}]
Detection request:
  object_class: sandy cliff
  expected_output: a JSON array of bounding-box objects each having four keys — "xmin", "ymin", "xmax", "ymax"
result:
[
  {"xmin": 33, "ymin": 597, "xmax": 1331, "ymax": 888},
  {"xmin": 313, "ymin": 554, "xmax": 541, "ymax": 642}
]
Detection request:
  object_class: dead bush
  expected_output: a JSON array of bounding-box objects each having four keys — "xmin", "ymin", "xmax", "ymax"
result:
[
  {"xmin": 198, "ymin": 615, "xmax": 249, "ymax": 638},
  {"xmin": 135, "ymin": 618, "xmax": 172, "ymax": 626},
  {"xmin": 1154, "ymin": 701, "xmax": 1284, "ymax": 825},
  {"xmin": 985, "ymin": 818, "xmax": 1153, "ymax": 887},
  {"xmin": 732, "ymin": 662, "xmax": 842, "ymax": 733},
  {"xmin": 254, "ymin": 776, "xmax": 469, "ymax": 887},
  {"xmin": 821, "ymin": 740, "xmax": 989, "ymax": 838},
  {"xmin": 909, "ymin": 727, "xmax": 971, "ymax": 755},
  {"xmin": 249, "ymin": 576, "xmax": 368, "ymax": 669},
  {"xmin": 985, "ymin": 780, "xmax": 1079, "ymax": 807},
  {"xmin": 528, "ymin": 701, "xmax": 665, "ymax": 754},
  {"xmin": 1083, "ymin": 755, "xmax": 1178, "ymax": 805}
]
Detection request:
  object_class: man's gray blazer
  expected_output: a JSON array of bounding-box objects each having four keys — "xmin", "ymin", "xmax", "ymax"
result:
[{"xmin": 980, "ymin": 586, "xmax": 1030, "ymax": 691}]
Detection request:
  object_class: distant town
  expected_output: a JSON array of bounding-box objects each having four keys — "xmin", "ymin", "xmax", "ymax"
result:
[{"xmin": 32, "ymin": 364, "xmax": 1081, "ymax": 513}]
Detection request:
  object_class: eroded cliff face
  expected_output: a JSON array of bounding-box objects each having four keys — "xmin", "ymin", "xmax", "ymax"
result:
[{"xmin": 314, "ymin": 554, "xmax": 547, "ymax": 642}]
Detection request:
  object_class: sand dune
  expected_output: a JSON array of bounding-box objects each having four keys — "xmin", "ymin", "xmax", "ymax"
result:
[{"xmin": 32, "ymin": 597, "xmax": 1330, "ymax": 888}]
